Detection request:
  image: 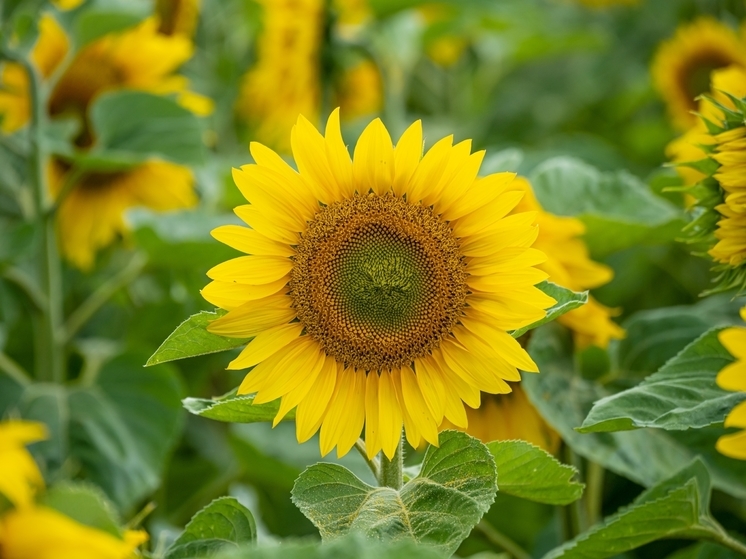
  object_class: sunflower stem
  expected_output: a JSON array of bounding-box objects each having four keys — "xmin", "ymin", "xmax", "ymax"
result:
[
  {"xmin": 377, "ymin": 434, "xmax": 403, "ymax": 490},
  {"xmin": 476, "ymin": 520, "xmax": 532, "ymax": 559},
  {"xmin": 21, "ymin": 52, "xmax": 65, "ymax": 383},
  {"xmin": 585, "ymin": 460, "xmax": 605, "ymax": 527},
  {"xmin": 354, "ymin": 438, "xmax": 380, "ymax": 480}
]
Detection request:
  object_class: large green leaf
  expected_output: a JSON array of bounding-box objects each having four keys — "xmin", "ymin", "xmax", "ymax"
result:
[
  {"xmin": 165, "ymin": 497, "xmax": 256, "ymax": 559},
  {"xmin": 146, "ymin": 310, "xmax": 249, "ymax": 366},
  {"xmin": 215, "ymin": 533, "xmax": 444, "ymax": 559},
  {"xmin": 580, "ymin": 328, "xmax": 745, "ymax": 433},
  {"xmin": 610, "ymin": 296, "xmax": 744, "ymax": 378},
  {"xmin": 541, "ymin": 459, "xmax": 741, "ymax": 559},
  {"xmin": 487, "ymin": 440, "xmax": 584, "ymax": 505},
  {"xmin": 86, "ymin": 91, "xmax": 206, "ymax": 168},
  {"xmin": 511, "ymin": 282, "xmax": 587, "ymax": 338},
  {"xmin": 291, "ymin": 431, "xmax": 496, "ymax": 557},
  {"xmin": 9, "ymin": 353, "xmax": 183, "ymax": 512},
  {"xmin": 183, "ymin": 391, "xmax": 292, "ymax": 423},
  {"xmin": 529, "ymin": 157, "xmax": 685, "ymax": 257},
  {"xmin": 522, "ymin": 325, "xmax": 746, "ymax": 498}
]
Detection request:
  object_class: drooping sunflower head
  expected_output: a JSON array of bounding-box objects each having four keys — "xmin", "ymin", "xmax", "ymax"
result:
[
  {"xmin": 675, "ymin": 66, "xmax": 746, "ymax": 293},
  {"xmin": 652, "ymin": 17, "xmax": 746, "ymax": 131},
  {"xmin": 204, "ymin": 110, "xmax": 555, "ymax": 460}
]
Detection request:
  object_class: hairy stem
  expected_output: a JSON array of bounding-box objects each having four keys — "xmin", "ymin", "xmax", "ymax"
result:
[
  {"xmin": 476, "ymin": 520, "xmax": 533, "ymax": 559},
  {"xmin": 377, "ymin": 435, "xmax": 403, "ymax": 490},
  {"xmin": 354, "ymin": 439, "xmax": 380, "ymax": 480}
]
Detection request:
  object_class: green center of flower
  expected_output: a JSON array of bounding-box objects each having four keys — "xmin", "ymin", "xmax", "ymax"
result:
[{"xmin": 290, "ymin": 194, "xmax": 467, "ymax": 372}]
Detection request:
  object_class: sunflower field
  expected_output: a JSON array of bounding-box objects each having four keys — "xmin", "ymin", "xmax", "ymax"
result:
[{"xmin": 3, "ymin": 0, "xmax": 746, "ymax": 557}]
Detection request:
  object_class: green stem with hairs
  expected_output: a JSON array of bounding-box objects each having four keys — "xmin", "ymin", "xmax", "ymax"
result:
[{"xmin": 377, "ymin": 434, "xmax": 403, "ymax": 490}]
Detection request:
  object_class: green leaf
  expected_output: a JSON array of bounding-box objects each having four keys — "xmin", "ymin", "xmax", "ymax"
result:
[
  {"xmin": 146, "ymin": 310, "xmax": 249, "ymax": 366},
  {"xmin": 611, "ymin": 296, "xmax": 743, "ymax": 378},
  {"xmin": 214, "ymin": 532, "xmax": 444, "ymax": 559},
  {"xmin": 41, "ymin": 482, "xmax": 122, "ymax": 538},
  {"xmin": 580, "ymin": 328, "xmax": 745, "ymax": 433},
  {"xmin": 11, "ymin": 353, "xmax": 183, "ymax": 512},
  {"xmin": 86, "ymin": 91, "xmax": 206, "ymax": 168},
  {"xmin": 165, "ymin": 496, "xmax": 256, "ymax": 559},
  {"xmin": 529, "ymin": 157, "xmax": 685, "ymax": 257},
  {"xmin": 511, "ymin": 281, "xmax": 587, "ymax": 338},
  {"xmin": 521, "ymin": 325, "xmax": 746, "ymax": 499},
  {"xmin": 541, "ymin": 459, "xmax": 740, "ymax": 559},
  {"xmin": 183, "ymin": 390, "xmax": 293, "ymax": 423},
  {"xmin": 487, "ymin": 440, "xmax": 584, "ymax": 505},
  {"xmin": 291, "ymin": 431, "xmax": 496, "ymax": 557}
]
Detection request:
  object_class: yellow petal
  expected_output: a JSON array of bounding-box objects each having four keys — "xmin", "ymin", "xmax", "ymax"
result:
[
  {"xmin": 405, "ymin": 135, "xmax": 453, "ymax": 203},
  {"xmin": 442, "ymin": 172, "xmax": 517, "ymax": 221},
  {"xmin": 207, "ymin": 255, "xmax": 292, "ymax": 285},
  {"xmin": 460, "ymin": 319, "xmax": 539, "ymax": 372},
  {"xmin": 234, "ymin": 205, "xmax": 299, "ymax": 244},
  {"xmin": 400, "ymin": 366, "xmax": 439, "ymax": 446},
  {"xmin": 207, "ymin": 293, "xmax": 294, "ymax": 338},
  {"xmin": 291, "ymin": 114, "xmax": 340, "ymax": 203},
  {"xmin": 392, "ymin": 368, "xmax": 423, "ymax": 449},
  {"xmin": 720, "ymin": 327, "xmax": 746, "ymax": 360},
  {"xmin": 228, "ymin": 323, "xmax": 303, "ymax": 370},
  {"xmin": 296, "ymin": 358, "xmax": 338, "ymax": 443},
  {"xmin": 392, "ymin": 120, "xmax": 423, "ymax": 197},
  {"xmin": 717, "ymin": 361, "xmax": 746, "ymax": 392},
  {"xmin": 451, "ymin": 190, "xmax": 525, "ymax": 238},
  {"xmin": 211, "ymin": 225, "xmax": 295, "ymax": 257},
  {"xmin": 201, "ymin": 279, "xmax": 287, "ymax": 310},
  {"xmin": 352, "ymin": 118, "xmax": 395, "ymax": 195},
  {"xmin": 325, "ymin": 108, "xmax": 354, "ymax": 198},
  {"xmin": 440, "ymin": 339, "xmax": 513, "ymax": 394},
  {"xmin": 414, "ymin": 357, "xmax": 446, "ymax": 424},
  {"xmin": 468, "ymin": 248, "xmax": 548, "ymax": 276},
  {"xmin": 233, "ymin": 166, "xmax": 309, "ymax": 228},
  {"xmin": 378, "ymin": 370, "xmax": 404, "ymax": 460},
  {"xmin": 320, "ymin": 368, "xmax": 365, "ymax": 457},
  {"xmin": 716, "ymin": 429, "xmax": 746, "ymax": 460},
  {"xmin": 273, "ymin": 349, "xmax": 326, "ymax": 426},
  {"xmin": 253, "ymin": 338, "xmax": 324, "ymax": 404},
  {"xmin": 365, "ymin": 372, "xmax": 381, "ymax": 459}
]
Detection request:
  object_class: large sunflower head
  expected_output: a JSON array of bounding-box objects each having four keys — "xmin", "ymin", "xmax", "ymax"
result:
[
  {"xmin": 716, "ymin": 306, "xmax": 746, "ymax": 460},
  {"xmin": 674, "ymin": 66, "xmax": 746, "ymax": 292},
  {"xmin": 203, "ymin": 110, "xmax": 555, "ymax": 460},
  {"xmin": 509, "ymin": 178, "xmax": 624, "ymax": 349},
  {"xmin": 652, "ymin": 17, "xmax": 746, "ymax": 131}
]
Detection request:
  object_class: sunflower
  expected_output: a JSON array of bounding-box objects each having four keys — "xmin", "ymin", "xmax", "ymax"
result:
[
  {"xmin": 444, "ymin": 386, "xmax": 560, "ymax": 452},
  {"xmin": 0, "ymin": 420, "xmax": 147, "ymax": 559},
  {"xmin": 0, "ymin": 15, "xmax": 212, "ymax": 135},
  {"xmin": 49, "ymin": 160, "xmax": 196, "ymax": 270},
  {"xmin": 236, "ymin": 0, "xmax": 324, "ymax": 152},
  {"xmin": 674, "ymin": 66, "xmax": 746, "ymax": 292},
  {"xmin": 203, "ymin": 110, "xmax": 554, "ymax": 460},
  {"xmin": 52, "ymin": 0, "xmax": 84, "ymax": 9},
  {"xmin": 716, "ymin": 307, "xmax": 746, "ymax": 460},
  {"xmin": 652, "ymin": 18, "xmax": 746, "ymax": 131},
  {"xmin": 510, "ymin": 177, "xmax": 623, "ymax": 349},
  {"xmin": 335, "ymin": 59, "xmax": 383, "ymax": 121},
  {"xmin": 156, "ymin": 0, "xmax": 201, "ymax": 37}
]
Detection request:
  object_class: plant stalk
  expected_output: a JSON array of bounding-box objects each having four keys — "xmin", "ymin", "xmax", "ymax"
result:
[
  {"xmin": 710, "ymin": 530, "xmax": 746, "ymax": 557},
  {"xmin": 354, "ymin": 438, "xmax": 380, "ymax": 480},
  {"xmin": 24, "ymin": 56, "xmax": 64, "ymax": 383},
  {"xmin": 585, "ymin": 460, "xmax": 605, "ymax": 526},
  {"xmin": 377, "ymin": 435, "xmax": 403, "ymax": 490},
  {"xmin": 476, "ymin": 520, "xmax": 532, "ymax": 559}
]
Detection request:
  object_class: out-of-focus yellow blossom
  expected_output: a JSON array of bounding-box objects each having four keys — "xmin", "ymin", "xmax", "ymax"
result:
[
  {"xmin": 0, "ymin": 14, "xmax": 68, "ymax": 133},
  {"xmin": 50, "ymin": 160, "xmax": 196, "ymax": 270},
  {"xmin": 0, "ymin": 15, "xmax": 212, "ymax": 134},
  {"xmin": 419, "ymin": 3, "xmax": 468, "ymax": 67},
  {"xmin": 335, "ymin": 59, "xmax": 383, "ymax": 121},
  {"xmin": 0, "ymin": 419, "xmax": 148, "ymax": 559},
  {"xmin": 52, "ymin": 0, "xmax": 85, "ymax": 9},
  {"xmin": 156, "ymin": 0, "xmax": 201, "ymax": 37},
  {"xmin": 444, "ymin": 386, "xmax": 560, "ymax": 452},
  {"xmin": 652, "ymin": 17, "xmax": 746, "ymax": 131},
  {"xmin": 236, "ymin": 0, "xmax": 323, "ymax": 152},
  {"xmin": 333, "ymin": 0, "xmax": 371, "ymax": 36},
  {"xmin": 716, "ymin": 307, "xmax": 746, "ymax": 460},
  {"xmin": 511, "ymin": 177, "xmax": 624, "ymax": 349},
  {"xmin": 0, "ymin": 421, "xmax": 47, "ymax": 508}
]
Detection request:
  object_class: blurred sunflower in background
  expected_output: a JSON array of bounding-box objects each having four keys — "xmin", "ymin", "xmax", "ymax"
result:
[
  {"xmin": 445, "ymin": 177, "xmax": 623, "ymax": 449},
  {"xmin": 652, "ymin": 17, "xmax": 746, "ymax": 131},
  {"xmin": 0, "ymin": 11, "xmax": 212, "ymax": 270},
  {"xmin": 716, "ymin": 307, "xmax": 746, "ymax": 460},
  {"xmin": 203, "ymin": 110, "xmax": 555, "ymax": 460},
  {"xmin": 156, "ymin": 0, "xmax": 201, "ymax": 37},
  {"xmin": 0, "ymin": 420, "xmax": 147, "ymax": 559}
]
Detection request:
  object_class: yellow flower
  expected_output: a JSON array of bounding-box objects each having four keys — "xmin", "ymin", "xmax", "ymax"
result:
[
  {"xmin": 52, "ymin": 0, "xmax": 85, "ymax": 9},
  {"xmin": 236, "ymin": 0, "xmax": 323, "ymax": 152},
  {"xmin": 0, "ymin": 421, "xmax": 47, "ymax": 508},
  {"xmin": 203, "ymin": 110, "xmax": 554, "ymax": 460},
  {"xmin": 419, "ymin": 3, "xmax": 468, "ymax": 67},
  {"xmin": 443, "ymin": 386, "xmax": 560, "ymax": 453},
  {"xmin": 510, "ymin": 178, "xmax": 624, "ymax": 349},
  {"xmin": 333, "ymin": 0, "xmax": 372, "ymax": 29},
  {"xmin": 716, "ymin": 307, "xmax": 746, "ymax": 460},
  {"xmin": 0, "ymin": 14, "xmax": 69, "ymax": 133},
  {"xmin": 652, "ymin": 18, "xmax": 746, "ymax": 131},
  {"xmin": 335, "ymin": 59, "xmax": 383, "ymax": 121},
  {"xmin": 156, "ymin": 0, "xmax": 201, "ymax": 37},
  {"xmin": 50, "ymin": 160, "xmax": 196, "ymax": 270},
  {"xmin": 0, "ymin": 507, "xmax": 147, "ymax": 559}
]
